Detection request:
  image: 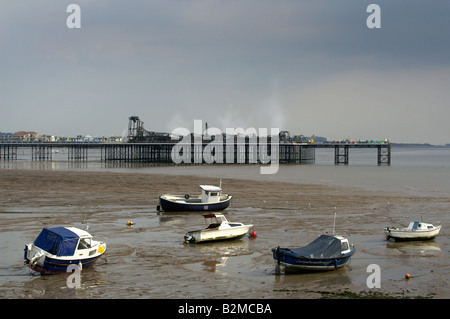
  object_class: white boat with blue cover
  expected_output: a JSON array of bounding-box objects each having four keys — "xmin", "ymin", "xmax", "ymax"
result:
[
  {"xmin": 159, "ymin": 185, "xmax": 232, "ymax": 212},
  {"xmin": 272, "ymin": 234, "xmax": 356, "ymax": 272},
  {"xmin": 24, "ymin": 226, "xmax": 106, "ymax": 275}
]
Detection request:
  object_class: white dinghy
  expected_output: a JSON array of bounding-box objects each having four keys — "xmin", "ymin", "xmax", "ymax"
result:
[
  {"xmin": 384, "ymin": 221, "xmax": 441, "ymax": 241},
  {"xmin": 184, "ymin": 213, "xmax": 253, "ymax": 244}
]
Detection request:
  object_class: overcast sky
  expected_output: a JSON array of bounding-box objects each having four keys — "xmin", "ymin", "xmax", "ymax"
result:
[{"xmin": 1, "ymin": 0, "xmax": 449, "ymax": 144}]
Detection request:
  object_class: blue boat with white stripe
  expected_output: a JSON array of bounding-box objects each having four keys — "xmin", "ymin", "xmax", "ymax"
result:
[{"xmin": 24, "ymin": 227, "xmax": 106, "ymax": 275}]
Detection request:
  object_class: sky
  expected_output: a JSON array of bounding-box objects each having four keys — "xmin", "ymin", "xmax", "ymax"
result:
[{"xmin": 1, "ymin": 0, "xmax": 449, "ymax": 144}]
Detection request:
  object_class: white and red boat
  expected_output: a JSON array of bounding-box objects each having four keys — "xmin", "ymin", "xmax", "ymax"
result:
[{"xmin": 184, "ymin": 213, "xmax": 253, "ymax": 244}]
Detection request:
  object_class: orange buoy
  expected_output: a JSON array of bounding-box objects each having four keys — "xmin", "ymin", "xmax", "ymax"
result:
[{"xmin": 405, "ymin": 273, "xmax": 411, "ymax": 279}]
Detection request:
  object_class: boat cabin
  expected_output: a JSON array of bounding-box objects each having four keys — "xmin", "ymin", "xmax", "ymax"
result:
[
  {"xmin": 406, "ymin": 221, "xmax": 435, "ymax": 231},
  {"xmin": 32, "ymin": 227, "xmax": 96, "ymax": 257},
  {"xmin": 200, "ymin": 185, "xmax": 222, "ymax": 203},
  {"xmin": 336, "ymin": 235, "xmax": 352, "ymax": 254},
  {"xmin": 202, "ymin": 213, "xmax": 246, "ymax": 230},
  {"xmin": 203, "ymin": 213, "xmax": 228, "ymax": 228}
]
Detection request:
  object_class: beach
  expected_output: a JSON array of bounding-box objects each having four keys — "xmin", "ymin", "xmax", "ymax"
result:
[{"xmin": 0, "ymin": 168, "xmax": 448, "ymax": 299}]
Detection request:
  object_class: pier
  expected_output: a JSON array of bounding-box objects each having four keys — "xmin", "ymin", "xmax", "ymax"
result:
[
  {"xmin": 0, "ymin": 141, "xmax": 391, "ymax": 165},
  {"xmin": 309, "ymin": 142, "xmax": 391, "ymax": 165}
]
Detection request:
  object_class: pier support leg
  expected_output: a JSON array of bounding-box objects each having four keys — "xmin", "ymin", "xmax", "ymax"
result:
[
  {"xmin": 334, "ymin": 145, "xmax": 349, "ymax": 165},
  {"xmin": 32, "ymin": 145, "xmax": 52, "ymax": 161},
  {"xmin": 68, "ymin": 145, "xmax": 88, "ymax": 161},
  {"xmin": 377, "ymin": 145, "xmax": 391, "ymax": 165},
  {"xmin": 1, "ymin": 145, "xmax": 18, "ymax": 161},
  {"xmin": 0, "ymin": 145, "xmax": 16, "ymax": 161}
]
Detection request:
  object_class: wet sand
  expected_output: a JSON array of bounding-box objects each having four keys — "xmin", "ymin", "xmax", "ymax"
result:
[{"xmin": 0, "ymin": 168, "xmax": 448, "ymax": 299}]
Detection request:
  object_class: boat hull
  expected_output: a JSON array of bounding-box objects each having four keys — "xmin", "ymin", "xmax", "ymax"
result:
[
  {"xmin": 185, "ymin": 225, "xmax": 252, "ymax": 244},
  {"xmin": 272, "ymin": 246, "xmax": 356, "ymax": 272},
  {"xmin": 384, "ymin": 225, "xmax": 441, "ymax": 241},
  {"xmin": 159, "ymin": 196, "xmax": 231, "ymax": 212},
  {"xmin": 24, "ymin": 244, "xmax": 105, "ymax": 275},
  {"xmin": 25, "ymin": 255, "xmax": 103, "ymax": 275}
]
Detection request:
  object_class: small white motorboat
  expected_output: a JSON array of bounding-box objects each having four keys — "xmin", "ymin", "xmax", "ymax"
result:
[
  {"xmin": 384, "ymin": 221, "xmax": 441, "ymax": 241},
  {"xmin": 24, "ymin": 226, "xmax": 107, "ymax": 275},
  {"xmin": 184, "ymin": 213, "xmax": 253, "ymax": 244}
]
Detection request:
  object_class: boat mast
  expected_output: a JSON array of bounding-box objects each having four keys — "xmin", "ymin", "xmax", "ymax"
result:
[{"xmin": 332, "ymin": 210, "xmax": 337, "ymax": 235}]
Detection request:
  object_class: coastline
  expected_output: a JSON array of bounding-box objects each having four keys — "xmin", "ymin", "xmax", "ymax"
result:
[{"xmin": 0, "ymin": 168, "xmax": 448, "ymax": 299}]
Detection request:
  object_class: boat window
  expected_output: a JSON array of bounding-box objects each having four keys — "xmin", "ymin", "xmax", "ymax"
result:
[
  {"xmin": 341, "ymin": 241, "xmax": 349, "ymax": 251},
  {"xmin": 77, "ymin": 238, "xmax": 91, "ymax": 250},
  {"xmin": 427, "ymin": 226, "xmax": 433, "ymax": 229},
  {"xmin": 210, "ymin": 192, "xmax": 218, "ymax": 196}
]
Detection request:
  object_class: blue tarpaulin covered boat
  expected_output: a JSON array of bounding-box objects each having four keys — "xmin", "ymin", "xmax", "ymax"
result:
[
  {"xmin": 32, "ymin": 227, "xmax": 80, "ymax": 257},
  {"xmin": 24, "ymin": 227, "xmax": 106, "ymax": 275},
  {"xmin": 272, "ymin": 234, "xmax": 356, "ymax": 272}
]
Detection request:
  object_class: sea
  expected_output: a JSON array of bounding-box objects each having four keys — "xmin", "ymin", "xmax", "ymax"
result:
[
  {"xmin": 0, "ymin": 145, "xmax": 449, "ymax": 301},
  {"xmin": 3, "ymin": 145, "xmax": 450, "ymax": 197}
]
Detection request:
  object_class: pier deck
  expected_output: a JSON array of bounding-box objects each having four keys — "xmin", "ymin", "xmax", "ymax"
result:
[{"xmin": 0, "ymin": 141, "xmax": 390, "ymax": 165}]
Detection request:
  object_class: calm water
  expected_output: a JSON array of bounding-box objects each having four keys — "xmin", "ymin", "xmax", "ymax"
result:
[{"xmin": 2, "ymin": 146, "xmax": 450, "ymax": 197}]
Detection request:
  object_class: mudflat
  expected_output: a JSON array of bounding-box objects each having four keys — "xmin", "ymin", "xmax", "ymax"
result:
[{"xmin": 0, "ymin": 169, "xmax": 448, "ymax": 298}]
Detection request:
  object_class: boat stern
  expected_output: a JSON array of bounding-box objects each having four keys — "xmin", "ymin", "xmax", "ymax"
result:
[
  {"xmin": 184, "ymin": 230, "xmax": 202, "ymax": 244},
  {"xmin": 24, "ymin": 243, "xmax": 46, "ymax": 269},
  {"xmin": 383, "ymin": 227, "xmax": 392, "ymax": 240}
]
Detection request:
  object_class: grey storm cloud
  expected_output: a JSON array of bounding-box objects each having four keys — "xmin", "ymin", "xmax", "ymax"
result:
[{"xmin": 1, "ymin": 0, "xmax": 449, "ymax": 144}]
